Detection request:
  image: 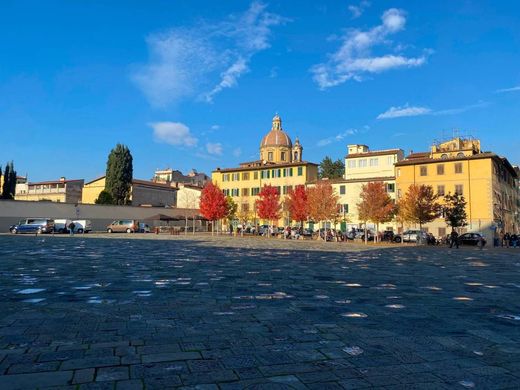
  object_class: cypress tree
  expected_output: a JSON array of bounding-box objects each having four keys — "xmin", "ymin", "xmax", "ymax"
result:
[
  {"xmin": 105, "ymin": 144, "xmax": 133, "ymax": 205},
  {"xmin": 2, "ymin": 162, "xmax": 17, "ymax": 200}
]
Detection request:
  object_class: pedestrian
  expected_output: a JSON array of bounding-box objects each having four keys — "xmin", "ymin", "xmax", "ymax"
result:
[
  {"xmin": 511, "ymin": 233, "xmax": 518, "ymax": 248},
  {"xmin": 504, "ymin": 232, "xmax": 511, "ymax": 248},
  {"xmin": 449, "ymin": 230, "xmax": 459, "ymax": 249},
  {"xmin": 229, "ymin": 224, "xmax": 234, "ymax": 236},
  {"xmin": 68, "ymin": 221, "xmax": 75, "ymax": 236},
  {"xmin": 499, "ymin": 230, "xmax": 505, "ymax": 247}
]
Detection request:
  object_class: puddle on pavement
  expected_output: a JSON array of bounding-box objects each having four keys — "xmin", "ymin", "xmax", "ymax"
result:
[
  {"xmin": 341, "ymin": 312, "xmax": 368, "ymax": 318},
  {"xmin": 459, "ymin": 380, "xmax": 475, "ymax": 388},
  {"xmin": 453, "ymin": 296, "xmax": 474, "ymax": 301},
  {"xmin": 22, "ymin": 298, "xmax": 46, "ymax": 303},
  {"xmin": 385, "ymin": 304, "xmax": 405, "ymax": 309},
  {"xmin": 17, "ymin": 288, "xmax": 46, "ymax": 294},
  {"xmin": 496, "ymin": 314, "xmax": 520, "ymax": 321},
  {"xmin": 335, "ymin": 299, "xmax": 352, "ymax": 304},
  {"xmin": 343, "ymin": 346, "xmax": 364, "ymax": 356}
]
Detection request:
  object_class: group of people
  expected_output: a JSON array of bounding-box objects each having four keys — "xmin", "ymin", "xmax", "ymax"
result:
[{"xmin": 498, "ymin": 231, "xmax": 519, "ymax": 248}]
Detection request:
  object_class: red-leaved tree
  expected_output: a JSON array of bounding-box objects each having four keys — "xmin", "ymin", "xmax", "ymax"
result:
[
  {"xmin": 285, "ymin": 185, "xmax": 308, "ymax": 228},
  {"xmin": 357, "ymin": 182, "xmax": 395, "ymax": 243},
  {"xmin": 199, "ymin": 182, "xmax": 228, "ymax": 235},
  {"xmin": 255, "ymin": 185, "xmax": 281, "ymax": 236},
  {"xmin": 307, "ymin": 181, "xmax": 339, "ymax": 239}
]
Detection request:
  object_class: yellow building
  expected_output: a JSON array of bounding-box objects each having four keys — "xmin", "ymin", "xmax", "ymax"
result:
[
  {"xmin": 212, "ymin": 115, "xmax": 318, "ymax": 226},
  {"xmin": 81, "ymin": 176, "xmax": 177, "ymax": 207},
  {"xmin": 15, "ymin": 177, "xmax": 84, "ymax": 203},
  {"xmin": 331, "ymin": 145, "xmax": 404, "ymax": 231},
  {"xmin": 395, "ymin": 137, "xmax": 519, "ymax": 240}
]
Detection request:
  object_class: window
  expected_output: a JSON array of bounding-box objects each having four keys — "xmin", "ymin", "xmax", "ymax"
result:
[
  {"xmin": 268, "ymin": 152, "xmax": 273, "ymax": 161},
  {"xmin": 369, "ymin": 158, "xmax": 379, "ymax": 167},
  {"xmin": 340, "ymin": 204, "xmax": 349, "ymax": 214},
  {"xmin": 387, "ymin": 156, "xmax": 394, "ymax": 165},
  {"xmin": 437, "ymin": 185, "xmax": 445, "ymax": 196},
  {"xmin": 261, "ymin": 170, "xmax": 270, "ymax": 179},
  {"xmin": 289, "ymin": 168, "xmax": 293, "ymax": 177},
  {"xmin": 437, "ymin": 164, "xmax": 445, "ymax": 175},
  {"xmin": 339, "ymin": 185, "xmax": 346, "ymax": 195},
  {"xmin": 251, "ymin": 187, "xmax": 260, "ymax": 196},
  {"xmin": 231, "ymin": 188, "xmax": 240, "ymax": 197},
  {"xmin": 386, "ymin": 183, "xmax": 395, "ymax": 193},
  {"xmin": 241, "ymin": 188, "xmax": 249, "ymax": 197},
  {"xmin": 455, "ymin": 163, "xmax": 463, "ymax": 174},
  {"xmin": 347, "ymin": 160, "xmax": 356, "ymax": 168},
  {"xmin": 441, "ymin": 154, "xmax": 448, "ymax": 159},
  {"xmin": 438, "ymin": 227, "xmax": 446, "ymax": 238},
  {"xmin": 457, "ymin": 152, "xmax": 465, "ymax": 157},
  {"xmin": 223, "ymin": 174, "xmax": 230, "ymax": 182},
  {"xmin": 358, "ymin": 159, "xmax": 367, "ymax": 167},
  {"xmin": 455, "ymin": 184, "xmax": 463, "ymax": 195},
  {"xmin": 420, "ymin": 166, "xmax": 427, "ymax": 176},
  {"xmin": 232, "ymin": 173, "xmax": 240, "ymax": 181},
  {"xmin": 242, "ymin": 172, "xmax": 250, "ymax": 180},
  {"xmin": 297, "ymin": 166, "xmax": 303, "ymax": 176},
  {"xmin": 281, "ymin": 152, "xmax": 286, "ymax": 161},
  {"xmin": 241, "ymin": 203, "xmax": 249, "ymax": 212},
  {"xmin": 253, "ymin": 171, "xmax": 258, "ymax": 180}
]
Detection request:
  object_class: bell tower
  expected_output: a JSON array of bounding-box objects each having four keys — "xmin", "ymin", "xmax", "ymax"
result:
[{"xmin": 292, "ymin": 137, "xmax": 303, "ymax": 162}]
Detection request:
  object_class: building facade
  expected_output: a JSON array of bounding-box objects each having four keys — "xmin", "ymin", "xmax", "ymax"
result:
[
  {"xmin": 153, "ymin": 168, "xmax": 209, "ymax": 187},
  {"xmin": 395, "ymin": 137, "xmax": 518, "ymax": 240},
  {"xmin": 82, "ymin": 176, "xmax": 177, "ymax": 207},
  {"xmin": 331, "ymin": 145, "xmax": 404, "ymax": 231},
  {"xmin": 176, "ymin": 184, "xmax": 201, "ymax": 209},
  {"xmin": 212, "ymin": 115, "xmax": 318, "ymax": 226},
  {"xmin": 15, "ymin": 177, "xmax": 84, "ymax": 203}
]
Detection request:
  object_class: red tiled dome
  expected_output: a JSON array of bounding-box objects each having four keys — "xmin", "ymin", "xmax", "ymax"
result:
[{"xmin": 260, "ymin": 115, "xmax": 292, "ymax": 148}]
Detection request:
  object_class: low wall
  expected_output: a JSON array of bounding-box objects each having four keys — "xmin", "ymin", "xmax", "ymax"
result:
[{"xmin": 0, "ymin": 200, "xmax": 205, "ymax": 232}]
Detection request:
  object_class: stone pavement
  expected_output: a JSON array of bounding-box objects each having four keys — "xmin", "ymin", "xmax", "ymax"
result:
[{"xmin": 0, "ymin": 235, "xmax": 519, "ymax": 389}]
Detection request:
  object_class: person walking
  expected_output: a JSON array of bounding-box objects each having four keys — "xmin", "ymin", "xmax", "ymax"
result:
[
  {"xmin": 504, "ymin": 232, "xmax": 511, "ymax": 248},
  {"xmin": 449, "ymin": 230, "xmax": 459, "ymax": 249},
  {"xmin": 68, "ymin": 221, "xmax": 75, "ymax": 236}
]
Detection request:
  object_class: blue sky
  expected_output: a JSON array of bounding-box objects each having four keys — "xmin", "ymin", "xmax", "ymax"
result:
[{"xmin": 1, "ymin": 0, "xmax": 519, "ymax": 181}]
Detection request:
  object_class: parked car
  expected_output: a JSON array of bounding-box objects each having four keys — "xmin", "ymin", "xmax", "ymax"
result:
[
  {"xmin": 73, "ymin": 220, "xmax": 92, "ymax": 234},
  {"xmin": 382, "ymin": 230, "xmax": 402, "ymax": 242},
  {"xmin": 458, "ymin": 232, "xmax": 487, "ymax": 246},
  {"xmin": 138, "ymin": 223, "xmax": 151, "ymax": 233},
  {"xmin": 401, "ymin": 229, "xmax": 428, "ymax": 243},
  {"xmin": 106, "ymin": 220, "xmax": 139, "ymax": 233},
  {"xmin": 346, "ymin": 228, "xmax": 374, "ymax": 240},
  {"xmin": 10, "ymin": 218, "xmax": 55, "ymax": 234}
]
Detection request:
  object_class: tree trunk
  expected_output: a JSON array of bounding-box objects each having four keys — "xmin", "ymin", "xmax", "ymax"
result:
[
  {"xmin": 364, "ymin": 223, "xmax": 368, "ymax": 245},
  {"xmin": 185, "ymin": 216, "xmax": 188, "ymax": 236},
  {"xmin": 211, "ymin": 220, "xmax": 214, "ymax": 236}
]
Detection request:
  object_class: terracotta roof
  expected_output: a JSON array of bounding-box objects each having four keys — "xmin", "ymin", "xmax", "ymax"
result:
[
  {"xmin": 261, "ymin": 129, "xmax": 292, "ymax": 148},
  {"xmin": 84, "ymin": 175, "xmax": 106, "ymax": 185},
  {"xmin": 213, "ymin": 161, "xmax": 317, "ymax": 173},
  {"xmin": 346, "ymin": 149, "xmax": 403, "ymax": 159},
  {"xmin": 132, "ymin": 179, "xmax": 177, "ymax": 190},
  {"xmin": 406, "ymin": 152, "xmax": 430, "ymax": 159}
]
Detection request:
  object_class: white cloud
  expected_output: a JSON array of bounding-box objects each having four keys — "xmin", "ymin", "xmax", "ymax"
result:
[
  {"xmin": 377, "ymin": 101, "xmax": 489, "ymax": 120},
  {"xmin": 348, "ymin": 1, "xmax": 370, "ymax": 19},
  {"xmin": 206, "ymin": 142, "xmax": 223, "ymax": 155},
  {"xmin": 377, "ymin": 105, "xmax": 431, "ymax": 119},
  {"xmin": 317, "ymin": 128, "xmax": 357, "ymax": 147},
  {"xmin": 210, "ymin": 124, "xmax": 221, "ymax": 131},
  {"xmin": 495, "ymin": 85, "xmax": 520, "ymax": 93},
  {"xmin": 232, "ymin": 147, "xmax": 242, "ymax": 157},
  {"xmin": 311, "ymin": 8, "xmax": 428, "ymax": 89},
  {"xmin": 150, "ymin": 122, "xmax": 198, "ymax": 147},
  {"xmin": 133, "ymin": 2, "xmax": 286, "ymax": 106}
]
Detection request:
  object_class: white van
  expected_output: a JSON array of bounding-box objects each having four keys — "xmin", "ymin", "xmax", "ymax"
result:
[{"xmin": 54, "ymin": 219, "xmax": 92, "ymax": 233}]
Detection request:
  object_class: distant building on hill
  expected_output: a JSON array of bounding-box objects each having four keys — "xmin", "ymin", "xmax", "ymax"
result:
[
  {"xmin": 153, "ymin": 168, "xmax": 209, "ymax": 187},
  {"xmin": 15, "ymin": 177, "xmax": 84, "ymax": 204}
]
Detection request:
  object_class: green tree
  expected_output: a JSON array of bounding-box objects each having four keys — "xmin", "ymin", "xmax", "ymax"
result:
[
  {"xmin": 1, "ymin": 161, "xmax": 17, "ymax": 200},
  {"xmin": 443, "ymin": 193, "xmax": 468, "ymax": 231},
  {"xmin": 95, "ymin": 190, "xmax": 114, "ymax": 204},
  {"xmin": 105, "ymin": 144, "xmax": 133, "ymax": 205},
  {"xmin": 319, "ymin": 156, "xmax": 344, "ymax": 179}
]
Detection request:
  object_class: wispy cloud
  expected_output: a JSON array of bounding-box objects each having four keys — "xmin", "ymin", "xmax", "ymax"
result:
[
  {"xmin": 150, "ymin": 122, "xmax": 198, "ymax": 147},
  {"xmin": 206, "ymin": 142, "xmax": 223, "ymax": 156},
  {"xmin": 311, "ymin": 8, "xmax": 429, "ymax": 89},
  {"xmin": 377, "ymin": 101, "xmax": 489, "ymax": 120},
  {"xmin": 133, "ymin": 2, "xmax": 286, "ymax": 107},
  {"xmin": 377, "ymin": 105, "xmax": 431, "ymax": 119},
  {"xmin": 348, "ymin": 1, "xmax": 370, "ymax": 19},
  {"xmin": 317, "ymin": 128, "xmax": 357, "ymax": 147},
  {"xmin": 495, "ymin": 85, "xmax": 520, "ymax": 93},
  {"xmin": 232, "ymin": 147, "xmax": 242, "ymax": 157}
]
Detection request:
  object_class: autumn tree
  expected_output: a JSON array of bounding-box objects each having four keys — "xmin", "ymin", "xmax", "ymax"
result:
[
  {"xmin": 199, "ymin": 182, "xmax": 228, "ymax": 235},
  {"xmin": 443, "ymin": 192, "xmax": 468, "ymax": 231},
  {"xmin": 319, "ymin": 156, "xmax": 344, "ymax": 179},
  {"xmin": 307, "ymin": 181, "xmax": 339, "ymax": 239},
  {"xmin": 397, "ymin": 184, "xmax": 441, "ymax": 229},
  {"xmin": 285, "ymin": 185, "xmax": 308, "ymax": 228},
  {"xmin": 357, "ymin": 182, "xmax": 395, "ymax": 243},
  {"xmin": 225, "ymin": 196, "xmax": 238, "ymax": 232},
  {"xmin": 255, "ymin": 185, "xmax": 281, "ymax": 236}
]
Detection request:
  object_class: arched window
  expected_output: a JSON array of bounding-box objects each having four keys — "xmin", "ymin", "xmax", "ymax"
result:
[
  {"xmin": 457, "ymin": 152, "xmax": 465, "ymax": 158},
  {"xmin": 441, "ymin": 154, "xmax": 448, "ymax": 159}
]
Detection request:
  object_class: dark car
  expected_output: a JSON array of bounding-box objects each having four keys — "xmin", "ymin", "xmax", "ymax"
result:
[
  {"xmin": 458, "ymin": 232, "xmax": 486, "ymax": 246},
  {"xmin": 10, "ymin": 218, "xmax": 55, "ymax": 234}
]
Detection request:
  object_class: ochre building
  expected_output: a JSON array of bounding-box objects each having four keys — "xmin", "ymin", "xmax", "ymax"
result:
[
  {"xmin": 395, "ymin": 137, "xmax": 518, "ymax": 241},
  {"xmin": 212, "ymin": 115, "xmax": 318, "ymax": 226}
]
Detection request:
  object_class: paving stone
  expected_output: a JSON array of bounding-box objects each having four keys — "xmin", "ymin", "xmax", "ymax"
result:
[
  {"xmin": 73, "ymin": 368, "xmax": 95, "ymax": 384},
  {"xmin": 96, "ymin": 366, "xmax": 129, "ymax": 381},
  {"xmin": 115, "ymin": 379, "xmax": 144, "ymax": 390},
  {"xmin": 141, "ymin": 351, "xmax": 201, "ymax": 363},
  {"xmin": 60, "ymin": 356, "xmax": 120, "ymax": 370},
  {"xmin": 0, "ymin": 370, "xmax": 73, "ymax": 389},
  {"xmin": 8, "ymin": 360, "xmax": 61, "ymax": 374}
]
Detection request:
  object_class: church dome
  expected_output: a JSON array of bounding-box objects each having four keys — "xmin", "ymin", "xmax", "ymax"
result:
[{"xmin": 260, "ymin": 115, "xmax": 292, "ymax": 148}]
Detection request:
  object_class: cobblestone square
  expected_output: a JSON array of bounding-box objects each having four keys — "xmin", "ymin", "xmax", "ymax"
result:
[{"xmin": 0, "ymin": 235, "xmax": 519, "ymax": 389}]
